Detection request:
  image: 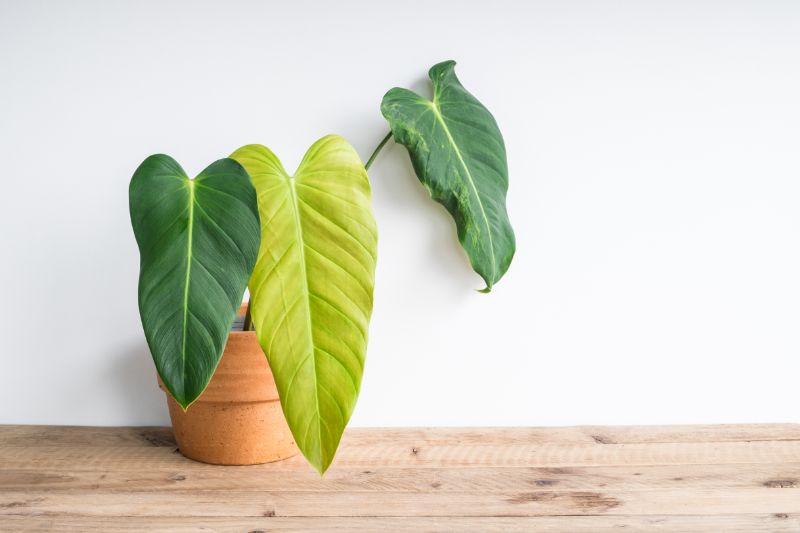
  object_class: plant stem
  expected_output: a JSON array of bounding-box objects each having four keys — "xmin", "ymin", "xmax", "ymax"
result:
[
  {"xmin": 242, "ymin": 301, "xmax": 253, "ymax": 331},
  {"xmin": 364, "ymin": 131, "xmax": 393, "ymax": 171}
]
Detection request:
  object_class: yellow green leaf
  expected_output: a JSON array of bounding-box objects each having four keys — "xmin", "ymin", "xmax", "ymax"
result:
[{"xmin": 231, "ymin": 135, "xmax": 377, "ymax": 474}]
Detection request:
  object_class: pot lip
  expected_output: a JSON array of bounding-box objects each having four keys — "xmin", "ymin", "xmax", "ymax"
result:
[
  {"xmin": 156, "ymin": 328, "xmax": 278, "ymax": 403},
  {"xmin": 228, "ymin": 329, "xmax": 257, "ymax": 338}
]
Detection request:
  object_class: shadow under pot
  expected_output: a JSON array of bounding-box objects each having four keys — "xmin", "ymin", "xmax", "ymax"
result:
[{"xmin": 158, "ymin": 331, "xmax": 298, "ymax": 465}]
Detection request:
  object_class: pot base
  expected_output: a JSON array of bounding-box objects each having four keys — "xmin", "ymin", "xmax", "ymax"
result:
[{"xmin": 165, "ymin": 395, "xmax": 297, "ymax": 466}]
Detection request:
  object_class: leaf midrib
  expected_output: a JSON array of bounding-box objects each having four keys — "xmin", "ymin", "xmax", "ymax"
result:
[
  {"xmin": 427, "ymin": 97, "xmax": 497, "ymax": 286},
  {"xmin": 287, "ymin": 173, "xmax": 324, "ymax": 469},
  {"xmin": 181, "ymin": 178, "xmax": 196, "ymax": 398}
]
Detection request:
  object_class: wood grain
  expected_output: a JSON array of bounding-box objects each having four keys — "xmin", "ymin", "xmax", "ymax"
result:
[
  {"xmin": 1, "ymin": 424, "xmax": 798, "ymax": 531},
  {"xmin": 3, "ymin": 515, "xmax": 800, "ymax": 533}
]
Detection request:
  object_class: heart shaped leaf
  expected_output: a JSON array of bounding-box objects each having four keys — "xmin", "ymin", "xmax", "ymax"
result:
[
  {"xmin": 381, "ymin": 60, "xmax": 515, "ymax": 291},
  {"xmin": 231, "ymin": 136, "xmax": 377, "ymax": 474},
  {"xmin": 129, "ymin": 155, "xmax": 260, "ymax": 408}
]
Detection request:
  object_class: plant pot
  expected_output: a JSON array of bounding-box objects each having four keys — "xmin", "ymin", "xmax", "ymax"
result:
[{"xmin": 158, "ymin": 331, "xmax": 298, "ymax": 465}]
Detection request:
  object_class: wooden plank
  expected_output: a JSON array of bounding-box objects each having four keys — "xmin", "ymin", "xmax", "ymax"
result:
[
  {"xmin": 3, "ymin": 514, "xmax": 800, "ymax": 533},
  {"xmin": 2, "ymin": 424, "xmax": 799, "ymax": 448},
  {"xmin": 580, "ymin": 423, "xmax": 800, "ymax": 444},
  {"xmin": 2, "ymin": 425, "xmax": 798, "ymax": 530},
  {"xmin": 0, "ymin": 426, "xmax": 175, "ymax": 448},
  {"xmin": 349, "ymin": 424, "xmax": 800, "ymax": 445},
  {"xmin": 2, "ymin": 439, "xmax": 799, "ymax": 470},
  {"xmin": 0, "ymin": 464, "xmax": 797, "ymax": 493},
  {"xmin": 1, "ymin": 487, "xmax": 798, "ymax": 517}
]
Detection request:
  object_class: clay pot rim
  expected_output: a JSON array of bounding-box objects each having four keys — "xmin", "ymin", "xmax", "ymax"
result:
[{"xmin": 156, "ymin": 329, "xmax": 280, "ymax": 404}]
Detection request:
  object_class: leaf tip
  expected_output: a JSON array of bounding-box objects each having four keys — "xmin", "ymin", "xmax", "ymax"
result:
[
  {"xmin": 477, "ymin": 286, "xmax": 492, "ymax": 294},
  {"xmin": 173, "ymin": 397, "xmax": 191, "ymax": 411},
  {"xmin": 430, "ymin": 59, "xmax": 457, "ymax": 74},
  {"xmin": 168, "ymin": 385, "xmax": 199, "ymax": 412},
  {"xmin": 310, "ymin": 458, "xmax": 331, "ymax": 476}
]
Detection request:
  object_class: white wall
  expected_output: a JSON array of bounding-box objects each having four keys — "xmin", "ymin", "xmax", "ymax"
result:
[{"xmin": 1, "ymin": 0, "xmax": 799, "ymax": 427}]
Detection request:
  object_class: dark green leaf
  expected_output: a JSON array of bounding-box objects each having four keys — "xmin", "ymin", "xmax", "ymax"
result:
[
  {"xmin": 381, "ymin": 60, "xmax": 515, "ymax": 291},
  {"xmin": 129, "ymin": 155, "xmax": 260, "ymax": 408}
]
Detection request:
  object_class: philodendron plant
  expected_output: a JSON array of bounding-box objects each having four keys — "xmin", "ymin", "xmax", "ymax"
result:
[{"xmin": 129, "ymin": 60, "xmax": 514, "ymax": 474}]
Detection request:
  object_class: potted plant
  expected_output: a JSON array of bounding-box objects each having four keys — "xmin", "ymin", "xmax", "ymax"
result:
[{"xmin": 129, "ymin": 60, "xmax": 515, "ymax": 474}]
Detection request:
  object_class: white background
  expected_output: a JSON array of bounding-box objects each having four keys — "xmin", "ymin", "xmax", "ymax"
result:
[{"xmin": 1, "ymin": 1, "xmax": 799, "ymax": 427}]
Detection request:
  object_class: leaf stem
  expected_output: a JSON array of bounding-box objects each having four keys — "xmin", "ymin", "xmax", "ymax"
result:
[
  {"xmin": 242, "ymin": 301, "xmax": 253, "ymax": 331},
  {"xmin": 364, "ymin": 131, "xmax": 393, "ymax": 171}
]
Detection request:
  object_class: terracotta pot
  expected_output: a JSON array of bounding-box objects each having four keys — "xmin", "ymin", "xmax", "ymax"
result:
[{"xmin": 159, "ymin": 331, "xmax": 298, "ymax": 465}]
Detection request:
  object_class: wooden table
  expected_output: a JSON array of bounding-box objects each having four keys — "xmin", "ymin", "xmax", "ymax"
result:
[{"xmin": 1, "ymin": 424, "xmax": 799, "ymax": 532}]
